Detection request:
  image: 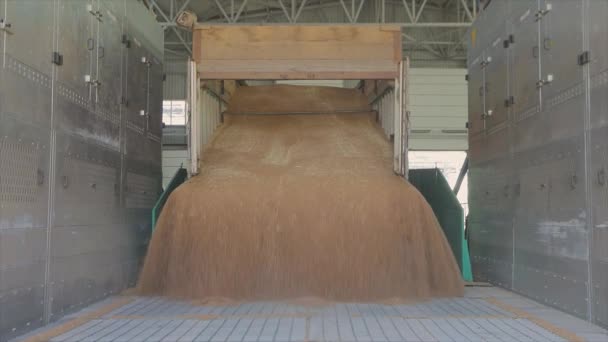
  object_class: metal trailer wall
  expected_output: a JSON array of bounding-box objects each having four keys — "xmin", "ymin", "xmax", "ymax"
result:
[
  {"xmin": 197, "ymin": 89, "xmax": 223, "ymax": 148},
  {"xmin": 372, "ymin": 88, "xmax": 396, "ymax": 139},
  {"xmin": 0, "ymin": 0, "xmax": 163, "ymax": 340},
  {"xmin": 188, "ymin": 86, "xmax": 223, "ymax": 176},
  {"xmin": 467, "ymin": 0, "xmax": 608, "ymax": 328}
]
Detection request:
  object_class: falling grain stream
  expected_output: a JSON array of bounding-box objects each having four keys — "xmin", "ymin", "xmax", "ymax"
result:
[{"xmin": 138, "ymin": 85, "xmax": 463, "ymax": 301}]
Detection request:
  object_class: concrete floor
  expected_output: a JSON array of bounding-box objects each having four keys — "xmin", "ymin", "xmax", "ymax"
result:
[{"xmin": 14, "ymin": 286, "xmax": 608, "ymax": 342}]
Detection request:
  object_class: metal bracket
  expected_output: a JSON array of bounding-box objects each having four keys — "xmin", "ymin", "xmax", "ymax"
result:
[
  {"xmin": 87, "ymin": 38, "xmax": 95, "ymax": 51},
  {"xmin": 61, "ymin": 175, "xmax": 69, "ymax": 189},
  {"xmin": 120, "ymin": 96, "xmax": 129, "ymax": 106},
  {"xmin": 37, "ymin": 169, "xmax": 45, "ymax": 186},
  {"xmin": 121, "ymin": 34, "xmax": 131, "ymax": 48},
  {"xmin": 504, "ymin": 96, "xmax": 515, "ymax": 108},
  {"xmin": 578, "ymin": 51, "xmax": 590, "ymax": 66},
  {"xmin": 533, "ymin": 46, "xmax": 539, "ymax": 58},
  {"xmin": 534, "ymin": 3, "xmax": 552, "ymax": 21},
  {"xmin": 52, "ymin": 52, "xmax": 63, "ymax": 66},
  {"xmin": 570, "ymin": 174, "xmax": 578, "ymax": 190},
  {"xmin": 0, "ymin": 18, "xmax": 12, "ymax": 34},
  {"xmin": 503, "ymin": 34, "xmax": 515, "ymax": 48}
]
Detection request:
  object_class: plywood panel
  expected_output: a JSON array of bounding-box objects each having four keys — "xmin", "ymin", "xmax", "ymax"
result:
[{"xmin": 193, "ymin": 25, "xmax": 401, "ymax": 80}]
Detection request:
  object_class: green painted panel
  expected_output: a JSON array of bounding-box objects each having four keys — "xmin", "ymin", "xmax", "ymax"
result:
[{"xmin": 409, "ymin": 168, "xmax": 473, "ymax": 281}]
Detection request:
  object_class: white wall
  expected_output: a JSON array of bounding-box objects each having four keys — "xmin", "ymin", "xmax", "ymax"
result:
[
  {"xmin": 162, "ymin": 149, "xmax": 189, "ymax": 189},
  {"xmin": 408, "ymin": 68, "xmax": 468, "ymax": 151}
]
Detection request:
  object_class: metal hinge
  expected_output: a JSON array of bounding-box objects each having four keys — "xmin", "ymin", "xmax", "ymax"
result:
[
  {"xmin": 504, "ymin": 96, "xmax": 515, "ymax": 107},
  {"xmin": 535, "ymin": 3, "xmax": 552, "ymax": 21},
  {"xmin": 578, "ymin": 51, "xmax": 590, "ymax": 66},
  {"xmin": 52, "ymin": 52, "xmax": 63, "ymax": 66},
  {"xmin": 0, "ymin": 18, "xmax": 12, "ymax": 34},
  {"xmin": 87, "ymin": 4, "xmax": 103, "ymax": 22}
]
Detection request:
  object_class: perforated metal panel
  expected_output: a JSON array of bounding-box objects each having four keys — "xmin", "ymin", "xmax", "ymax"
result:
[
  {"xmin": 0, "ymin": 0, "xmax": 162, "ymax": 339},
  {"xmin": 0, "ymin": 141, "xmax": 41, "ymax": 203},
  {"xmin": 468, "ymin": 0, "xmax": 606, "ymax": 330},
  {"xmin": 0, "ymin": 2, "xmax": 55, "ymax": 338}
]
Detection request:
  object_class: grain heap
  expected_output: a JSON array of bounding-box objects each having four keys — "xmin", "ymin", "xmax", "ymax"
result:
[{"xmin": 138, "ymin": 85, "xmax": 464, "ymax": 301}]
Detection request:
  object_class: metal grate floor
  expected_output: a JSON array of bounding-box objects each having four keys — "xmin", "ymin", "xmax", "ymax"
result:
[{"xmin": 15, "ymin": 286, "xmax": 608, "ymax": 342}]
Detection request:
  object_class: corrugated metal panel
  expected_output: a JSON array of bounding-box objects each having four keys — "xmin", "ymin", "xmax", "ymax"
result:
[
  {"xmin": 164, "ymin": 59, "xmax": 187, "ymax": 99},
  {"xmin": 409, "ymin": 68, "xmax": 468, "ymax": 151}
]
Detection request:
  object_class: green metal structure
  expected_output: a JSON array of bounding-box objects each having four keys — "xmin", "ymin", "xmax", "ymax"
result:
[
  {"xmin": 409, "ymin": 168, "xmax": 473, "ymax": 281},
  {"xmin": 152, "ymin": 167, "xmax": 188, "ymax": 231}
]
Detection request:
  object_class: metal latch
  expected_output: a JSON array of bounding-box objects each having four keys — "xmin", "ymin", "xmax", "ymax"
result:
[
  {"xmin": 84, "ymin": 74, "xmax": 101, "ymax": 87},
  {"xmin": 141, "ymin": 56, "xmax": 152, "ymax": 67},
  {"xmin": 535, "ymin": 3, "xmax": 552, "ymax": 21},
  {"xmin": 536, "ymin": 74, "xmax": 554, "ymax": 88},
  {"xmin": 0, "ymin": 18, "xmax": 12, "ymax": 34},
  {"xmin": 86, "ymin": 4, "xmax": 103, "ymax": 22},
  {"xmin": 480, "ymin": 56, "xmax": 492, "ymax": 68}
]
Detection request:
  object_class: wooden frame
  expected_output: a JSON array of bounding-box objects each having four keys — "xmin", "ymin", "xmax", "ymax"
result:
[{"xmin": 192, "ymin": 24, "xmax": 402, "ymax": 80}]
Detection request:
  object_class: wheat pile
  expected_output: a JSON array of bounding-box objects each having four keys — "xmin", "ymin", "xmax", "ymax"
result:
[{"xmin": 138, "ymin": 85, "xmax": 463, "ymax": 301}]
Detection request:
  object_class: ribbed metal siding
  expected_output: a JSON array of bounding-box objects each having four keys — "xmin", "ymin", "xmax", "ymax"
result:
[{"xmin": 164, "ymin": 59, "xmax": 187, "ymax": 99}]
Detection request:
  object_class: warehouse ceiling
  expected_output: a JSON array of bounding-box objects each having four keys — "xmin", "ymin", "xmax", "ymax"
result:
[{"xmin": 145, "ymin": 0, "xmax": 483, "ymax": 67}]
